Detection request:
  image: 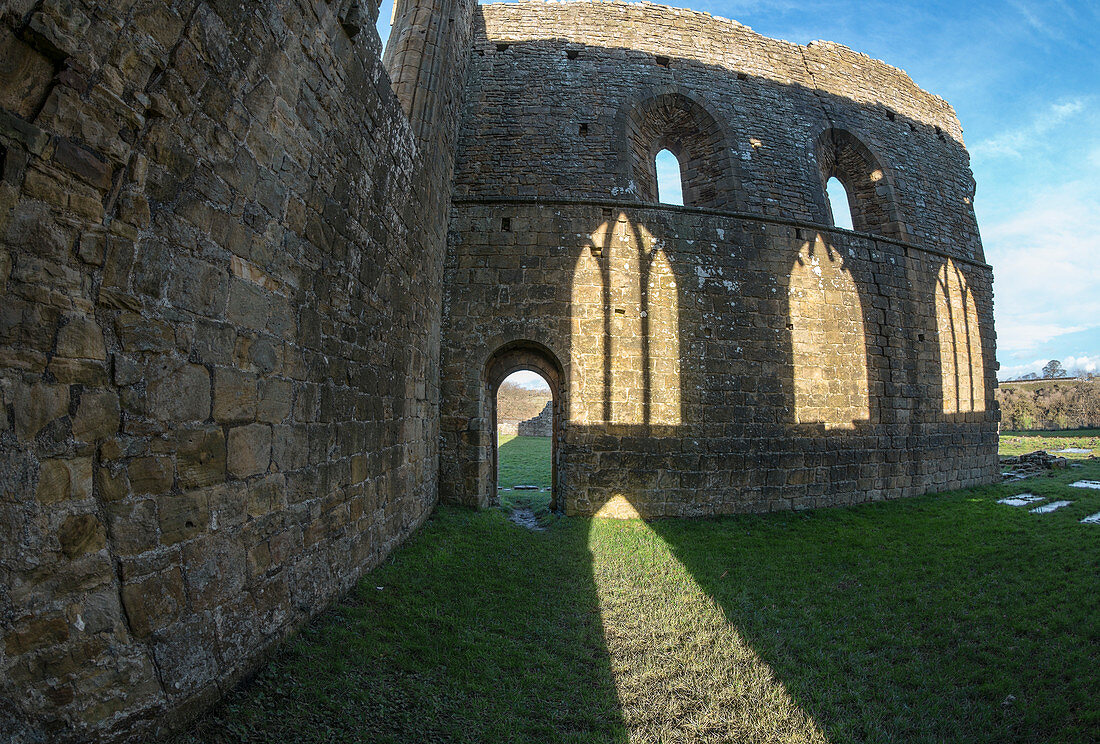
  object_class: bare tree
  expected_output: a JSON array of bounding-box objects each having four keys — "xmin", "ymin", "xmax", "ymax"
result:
[{"xmin": 1042, "ymin": 359, "xmax": 1067, "ymax": 379}]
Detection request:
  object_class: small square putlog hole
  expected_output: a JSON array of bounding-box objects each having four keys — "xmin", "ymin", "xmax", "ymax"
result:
[
  {"xmin": 566, "ymin": 49, "xmax": 579, "ymax": 60},
  {"xmin": 655, "ymin": 55, "xmax": 670, "ymax": 68},
  {"xmin": 501, "ymin": 216, "xmax": 511, "ymax": 231},
  {"xmin": 578, "ymin": 123, "xmax": 588, "ymax": 135}
]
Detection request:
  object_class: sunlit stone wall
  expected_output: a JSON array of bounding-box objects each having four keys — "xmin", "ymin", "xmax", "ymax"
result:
[{"xmin": 441, "ymin": 202, "xmax": 998, "ymax": 516}]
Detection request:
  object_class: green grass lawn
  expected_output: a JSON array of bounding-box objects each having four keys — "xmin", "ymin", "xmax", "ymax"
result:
[
  {"xmin": 497, "ymin": 434, "xmax": 552, "ymax": 512},
  {"xmin": 1000, "ymin": 429, "xmax": 1100, "ymax": 458},
  {"xmin": 181, "ymin": 457, "xmax": 1100, "ymax": 744}
]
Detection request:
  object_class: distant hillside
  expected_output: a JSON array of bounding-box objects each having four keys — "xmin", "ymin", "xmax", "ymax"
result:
[
  {"xmin": 497, "ymin": 381, "xmax": 551, "ymax": 423},
  {"xmin": 997, "ymin": 378, "xmax": 1100, "ymax": 430}
]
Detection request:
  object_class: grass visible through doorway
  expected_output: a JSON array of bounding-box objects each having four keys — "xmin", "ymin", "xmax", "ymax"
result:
[{"xmin": 497, "ymin": 433, "xmax": 552, "ymax": 512}]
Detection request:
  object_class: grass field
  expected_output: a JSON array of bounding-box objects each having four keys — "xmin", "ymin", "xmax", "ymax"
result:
[
  {"xmin": 181, "ymin": 444, "xmax": 1100, "ymax": 743},
  {"xmin": 497, "ymin": 434, "xmax": 552, "ymax": 512},
  {"xmin": 999, "ymin": 429, "xmax": 1100, "ymax": 458}
]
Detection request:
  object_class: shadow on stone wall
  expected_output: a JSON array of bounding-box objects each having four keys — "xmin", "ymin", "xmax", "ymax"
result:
[{"xmin": 441, "ymin": 38, "xmax": 998, "ymax": 517}]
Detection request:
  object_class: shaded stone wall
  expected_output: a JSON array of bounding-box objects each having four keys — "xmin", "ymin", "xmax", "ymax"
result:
[
  {"xmin": 0, "ymin": 0, "xmax": 474, "ymax": 740},
  {"xmin": 440, "ymin": 1, "xmax": 998, "ymax": 515},
  {"xmin": 454, "ymin": 1, "xmax": 982, "ymax": 259}
]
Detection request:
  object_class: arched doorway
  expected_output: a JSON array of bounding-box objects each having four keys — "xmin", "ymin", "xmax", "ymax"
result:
[{"xmin": 486, "ymin": 341, "xmax": 564, "ymax": 511}]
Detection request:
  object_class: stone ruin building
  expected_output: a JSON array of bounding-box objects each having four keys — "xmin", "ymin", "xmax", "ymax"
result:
[
  {"xmin": 0, "ymin": 0, "xmax": 997, "ymax": 739},
  {"xmin": 518, "ymin": 401, "xmax": 553, "ymax": 437}
]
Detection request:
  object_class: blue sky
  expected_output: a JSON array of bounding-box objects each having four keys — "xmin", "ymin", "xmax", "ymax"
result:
[{"xmin": 380, "ymin": 1, "xmax": 1100, "ymax": 383}]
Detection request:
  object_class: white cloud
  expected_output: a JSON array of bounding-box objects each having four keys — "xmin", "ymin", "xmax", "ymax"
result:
[
  {"xmin": 1007, "ymin": 0, "xmax": 1064, "ymax": 42},
  {"xmin": 999, "ymin": 358, "xmax": 1051, "ymax": 379},
  {"xmin": 502, "ymin": 370, "xmax": 550, "ymax": 390},
  {"xmin": 982, "ymin": 179, "xmax": 1100, "ymax": 354},
  {"xmin": 1000, "ymin": 355, "xmax": 1098, "ymax": 380},
  {"xmin": 1061, "ymin": 355, "xmax": 1099, "ymax": 374},
  {"xmin": 969, "ymin": 98, "xmax": 1088, "ymax": 159}
]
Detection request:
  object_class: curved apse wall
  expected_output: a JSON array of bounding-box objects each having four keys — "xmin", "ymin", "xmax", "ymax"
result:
[{"xmin": 440, "ymin": 1, "xmax": 998, "ymax": 517}]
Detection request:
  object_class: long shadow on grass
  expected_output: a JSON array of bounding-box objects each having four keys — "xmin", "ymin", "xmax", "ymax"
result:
[
  {"xmin": 183, "ymin": 508, "xmax": 627, "ymax": 744},
  {"xmin": 648, "ymin": 479, "xmax": 1100, "ymax": 743}
]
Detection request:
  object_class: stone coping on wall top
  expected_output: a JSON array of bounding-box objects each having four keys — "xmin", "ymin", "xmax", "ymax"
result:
[
  {"xmin": 478, "ymin": 1, "xmax": 956, "ymax": 112},
  {"xmin": 451, "ymin": 196, "xmax": 992, "ymax": 271}
]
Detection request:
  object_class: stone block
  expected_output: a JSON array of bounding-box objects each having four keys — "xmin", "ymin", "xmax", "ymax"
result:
[
  {"xmin": 169, "ymin": 256, "xmax": 229, "ymax": 315},
  {"xmin": 56, "ymin": 316, "xmax": 107, "ymax": 360},
  {"xmin": 35, "ymin": 457, "xmax": 91, "ymax": 504},
  {"xmin": 181, "ymin": 534, "xmax": 245, "ymax": 610},
  {"xmin": 213, "ymin": 367, "xmax": 257, "ymax": 422},
  {"xmin": 257, "ymin": 378, "xmax": 292, "ymax": 423},
  {"xmin": 175, "ymin": 427, "xmax": 226, "ymax": 488},
  {"xmin": 151, "ymin": 616, "xmax": 219, "ymax": 699},
  {"xmin": 52, "ymin": 138, "xmax": 114, "ymax": 191},
  {"xmin": 0, "ymin": 27, "xmax": 55, "ymax": 118},
  {"xmin": 227, "ymin": 423, "xmax": 271, "ymax": 479},
  {"xmin": 97, "ymin": 465, "xmax": 130, "ymax": 502},
  {"xmin": 128, "ymin": 456, "xmax": 173, "ymax": 495},
  {"xmin": 246, "ymin": 473, "xmax": 285, "ymax": 518},
  {"xmin": 72, "ymin": 390, "xmax": 120, "ymax": 441},
  {"xmin": 48, "ymin": 356, "xmax": 109, "ymax": 385},
  {"xmin": 104, "ymin": 498, "xmax": 157, "ymax": 555},
  {"xmin": 146, "ymin": 360, "xmax": 210, "ymax": 422},
  {"xmin": 12, "ymin": 380, "xmax": 68, "ymax": 439},
  {"xmin": 120, "ymin": 567, "xmax": 185, "ymax": 639},
  {"xmin": 158, "ymin": 490, "xmax": 211, "ymax": 545},
  {"xmin": 57, "ymin": 513, "xmax": 106, "ymax": 558},
  {"xmin": 115, "ymin": 312, "xmax": 174, "ymax": 353},
  {"xmin": 4, "ymin": 613, "xmax": 69, "ymax": 655}
]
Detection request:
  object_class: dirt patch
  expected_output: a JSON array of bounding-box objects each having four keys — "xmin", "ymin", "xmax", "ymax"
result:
[{"xmin": 507, "ymin": 507, "xmax": 545, "ymax": 531}]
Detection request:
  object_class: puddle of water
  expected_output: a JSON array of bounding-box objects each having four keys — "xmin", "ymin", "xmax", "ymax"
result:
[
  {"xmin": 1068, "ymin": 481, "xmax": 1100, "ymax": 490},
  {"xmin": 997, "ymin": 494, "xmax": 1045, "ymax": 507},
  {"xmin": 1030, "ymin": 500, "xmax": 1072, "ymax": 514},
  {"xmin": 1054, "ymin": 447, "xmax": 1092, "ymax": 454},
  {"xmin": 1081, "ymin": 512, "xmax": 1100, "ymax": 525}
]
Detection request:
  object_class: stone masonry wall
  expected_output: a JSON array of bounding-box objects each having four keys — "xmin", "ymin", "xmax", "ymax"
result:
[
  {"xmin": 455, "ymin": 1, "xmax": 982, "ymax": 260},
  {"xmin": 442, "ymin": 202, "xmax": 998, "ymax": 516},
  {"xmin": 440, "ymin": 2, "xmax": 998, "ymax": 514},
  {"xmin": 0, "ymin": 0, "xmax": 473, "ymax": 740},
  {"xmin": 517, "ymin": 401, "xmax": 552, "ymax": 437}
]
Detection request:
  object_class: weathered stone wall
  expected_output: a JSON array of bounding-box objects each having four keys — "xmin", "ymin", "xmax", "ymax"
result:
[
  {"xmin": 0, "ymin": 0, "xmax": 474, "ymax": 740},
  {"xmin": 518, "ymin": 401, "xmax": 552, "ymax": 437},
  {"xmin": 454, "ymin": 1, "xmax": 982, "ymax": 259},
  {"xmin": 0, "ymin": 0, "xmax": 998, "ymax": 737},
  {"xmin": 443, "ymin": 203, "xmax": 997, "ymax": 516},
  {"xmin": 440, "ymin": 2, "xmax": 998, "ymax": 515}
]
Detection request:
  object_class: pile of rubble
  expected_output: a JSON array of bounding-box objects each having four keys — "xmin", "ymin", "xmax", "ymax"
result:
[{"xmin": 1000, "ymin": 450, "xmax": 1070, "ymax": 481}]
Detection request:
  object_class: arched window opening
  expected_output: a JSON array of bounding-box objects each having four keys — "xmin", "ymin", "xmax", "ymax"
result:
[
  {"xmin": 825, "ymin": 177, "xmax": 854, "ymax": 231},
  {"xmin": 624, "ymin": 91, "xmax": 738, "ymax": 209},
  {"xmin": 814, "ymin": 128, "xmax": 907, "ymax": 240},
  {"xmin": 655, "ymin": 149, "xmax": 684, "ymax": 205}
]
